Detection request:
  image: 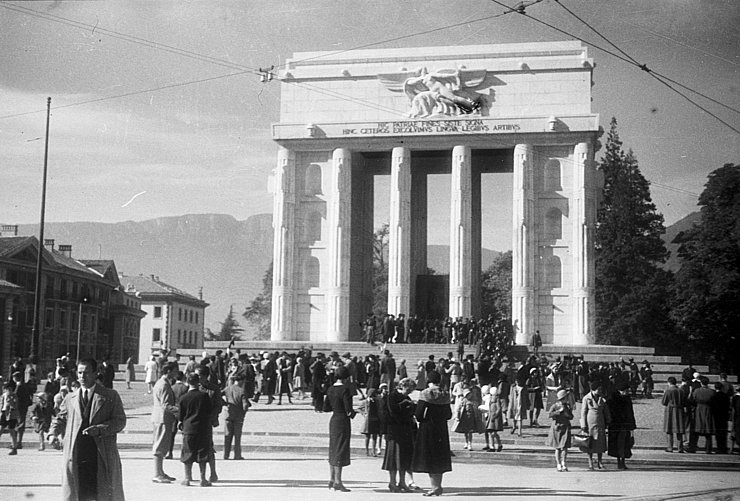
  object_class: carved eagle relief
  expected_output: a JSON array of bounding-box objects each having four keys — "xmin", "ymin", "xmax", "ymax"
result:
[{"xmin": 378, "ymin": 67, "xmax": 488, "ymax": 118}]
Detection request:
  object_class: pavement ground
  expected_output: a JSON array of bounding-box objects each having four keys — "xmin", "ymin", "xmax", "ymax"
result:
[
  {"xmin": 2, "ymin": 380, "xmax": 739, "ymax": 500},
  {"xmin": 0, "ymin": 449, "xmax": 739, "ymax": 501}
]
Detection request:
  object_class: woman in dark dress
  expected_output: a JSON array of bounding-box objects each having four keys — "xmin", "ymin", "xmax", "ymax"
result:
[
  {"xmin": 607, "ymin": 382, "xmax": 636, "ymax": 469},
  {"xmin": 323, "ymin": 366, "xmax": 356, "ymax": 492},
  {"xmin": 382, "ymin": 377, "xmax": 417, "ymax": 492},
  {"xmin": 412, "ymin": 371, "xmax": 452, "ymax": 497}
]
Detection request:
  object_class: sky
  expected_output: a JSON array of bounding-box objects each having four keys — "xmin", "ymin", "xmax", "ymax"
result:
[{"xmin": 1, "ymin": 0, "xmax": 738, "ymax": 252}]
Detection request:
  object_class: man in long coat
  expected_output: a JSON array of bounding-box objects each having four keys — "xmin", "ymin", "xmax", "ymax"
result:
[
  {"xmin": 51, "ymin": 358, "xmax": 126, "ymax": 501},
  {"xmin": 152, "ymin": 361, "xmax": 179, "ymax": 482}
]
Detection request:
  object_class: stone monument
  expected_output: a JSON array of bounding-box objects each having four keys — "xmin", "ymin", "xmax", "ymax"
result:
[{"xmin": 270, "ymin": 42, "xmax": 602, "ymax": 345}]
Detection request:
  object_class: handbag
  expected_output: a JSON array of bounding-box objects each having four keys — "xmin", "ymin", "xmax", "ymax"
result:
[{"xmin": 573, "ymin": 433, "xmax": 591, "ymax": 452}]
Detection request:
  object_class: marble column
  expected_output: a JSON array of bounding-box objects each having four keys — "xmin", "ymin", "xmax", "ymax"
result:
[
  {"xmin": 326, "ymin": 148, "xmax": 352, "ymax": 342},
  {"xmin": 449, "ymin": 145, "xmax": 472, "ymax": 319},
  {"xmin": 512, "ymin": 144, "xmax": 534, "ymax": 345},
  {"xmin": 270, "ymin": 147, "xmax": 296, "ymax": 341},
  {"xmin": 572, "ymin": 142, "xmax": 593, "ymax": 345},
  {"xmin": 388, "ymin": 146, "xmax": 411, "ymax": 316}
]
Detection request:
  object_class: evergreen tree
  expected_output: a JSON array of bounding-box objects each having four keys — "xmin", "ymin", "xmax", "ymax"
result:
[
  {"xmin": 217, "ymin": 305, "xmax": 244, "ymax": 341},
  {"xmin": 243, "ymin": 262, "xmax": 273, "ymax": 340},
  {"xmin": 594, "ymin": 118, "xmax": 673, "ymax": 347},
  {"xmin": 671, "ymin": 163, "xmax": 740, "ymax": 373},
  {"xmin": 372, "ymin": 224, "xmax": 389, "ymax": 316},
  {"xmin": 481, "ymin": 250, "xmax": 512, "ymax": 320}
]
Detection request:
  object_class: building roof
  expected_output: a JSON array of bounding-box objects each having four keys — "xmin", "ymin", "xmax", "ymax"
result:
[{"xmin": 119, "ymin": 274, "xmax": 209, "ymax": 308}]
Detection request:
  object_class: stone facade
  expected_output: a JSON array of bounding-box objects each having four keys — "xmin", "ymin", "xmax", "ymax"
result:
[{"xmin": 270, "ymin": 42, "xmax": 601, "ymax": 345}]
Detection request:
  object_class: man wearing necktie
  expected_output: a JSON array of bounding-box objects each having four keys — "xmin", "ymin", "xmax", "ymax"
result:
[{"xmin": 51, "ymin": 358, "xmax": 127, "ymax": 501}]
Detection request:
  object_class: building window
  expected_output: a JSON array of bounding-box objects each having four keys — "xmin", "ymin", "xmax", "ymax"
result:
[
  {"xmin": 45, "ymin": 308, "xmax": 53, "ymax": 328},
  {"xmin": 189, "ymin": 310, "xmax": 193, "ymax": 323},
  {"xmin": 154, "ymin": 306, "xmax": 162, "ymax": 318},
  {"xmin": 177, "ymin": 329, "xmax": 181, "ymax": 343},
  {"xmin": 178, "ymin": 308, "xmax": 182, "ymax": 321},
  {"xmin": 153, "ymin": 328, "xmax": 161, "ymax": 342},
  {"xmin": 195, "ymin": 312, "xmax": 199, "ymax": 324}
]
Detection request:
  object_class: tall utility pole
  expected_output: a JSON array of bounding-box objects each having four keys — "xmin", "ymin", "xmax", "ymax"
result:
[{"xmin": 30, "ymin": 97, "xmax": 52, "ymax": 358}]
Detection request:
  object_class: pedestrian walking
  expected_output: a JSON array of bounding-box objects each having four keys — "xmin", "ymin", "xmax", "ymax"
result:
[
  {"xmin": 124, "ymin": 356, "xmax": 135, "ymax": 389},
  {"xmin": 323, "ymin": 366, "xmax": 356, "ymax": 492},
  {"xmin": 546, "ymin": 389, "xmax": 573, "ymax": 471},
  {"xmin": 30, "ymin": 391, "xmax": 53, "ymax": 451},
  {"xmin": 178, "ymin": 373, "xmax": 213, "ymax": 487},
  {"xmin": 411, "ymin": 370, "xmax": 452, "ymax": 497},
  {"xmin": 581, "ymin": 382, "xmax": 610, "ymax": 470},
  {"xmin": 608, "ymin": 382, "xmax": 636, "ymax": 469},
  {"xmin": 144, "ymin": 356, "xmax": 158, "ymax": 394},
  {"xmin": 49, "ymin": 358, "xmax": 127, "ymax": 501},
  {"xmin": 662, "ymin": 376, "xmax": 686, "ymax": 452},
  {"xmin": 0, "ymin": 381, "xmax": 20, "ymax": 454}
]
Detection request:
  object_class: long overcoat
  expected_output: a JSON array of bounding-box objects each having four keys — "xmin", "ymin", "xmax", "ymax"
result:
[
  {"xmin": 411, "ymin": 388, "xmax": 452, "ymax": 474},
  {"xmin": 52, "ymin": 383, "xmax": 126, "ymax": 501},
  {"xmin": 661, "ymin": 384, "xmax": 686, "ymax": 434},
  {"xmin": 690, "ymin": 386, "xmax": 715, "ymax": 434}
]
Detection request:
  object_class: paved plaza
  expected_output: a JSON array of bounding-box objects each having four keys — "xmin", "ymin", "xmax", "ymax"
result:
[{"xmin": 1, "ymin": 381, "xmax": 739, "ymax": 500}]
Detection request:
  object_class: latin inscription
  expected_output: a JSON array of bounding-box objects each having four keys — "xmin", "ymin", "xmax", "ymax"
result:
[{"xmin": 342, "ymin": 119, "xmax": 520, "ymax": 136}]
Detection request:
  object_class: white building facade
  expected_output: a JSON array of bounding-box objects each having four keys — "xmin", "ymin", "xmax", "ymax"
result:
[{"xmin": 270, "ymin": 42, "xmax": 602, "ymax": 345}]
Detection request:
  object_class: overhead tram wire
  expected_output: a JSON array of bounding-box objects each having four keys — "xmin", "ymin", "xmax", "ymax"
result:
[
  {"xmin": 0, "ymin": 2, "xmax": 702, "ymax": 198},
  {"xmin": 487, "ymin": 0, "xmax": 740, "ymax": 135},
  {"xmin": 550, "ymin": 0, "xmax": 740, "ymax": 117},
  {"xmin": 279, "ymin": 3, "xmax": 543, "ymax": 70}
]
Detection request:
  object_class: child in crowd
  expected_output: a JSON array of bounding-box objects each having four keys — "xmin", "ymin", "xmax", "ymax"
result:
[
  {"xmin": 30, "ymin": 392, "xmax": 53, "ymax": 451},
  {"xmin": 0, "ymin": 382, "xmax": 20, "ymax": 455},
  {"xmin": 546, "ymin": 389, "xmax": 574, "ymax": 471},
  {"xmin": 481, "ymin": 386, "xmax": 504, "ymax": 452},
  {"xmin": 454, "ymin": 385, "xmax": 482, "ymax": 450}
]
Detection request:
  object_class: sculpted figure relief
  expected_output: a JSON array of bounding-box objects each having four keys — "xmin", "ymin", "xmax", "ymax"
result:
[{"xmin": 379, "ymin": 67, "xmax": 487, "ymax": 118}]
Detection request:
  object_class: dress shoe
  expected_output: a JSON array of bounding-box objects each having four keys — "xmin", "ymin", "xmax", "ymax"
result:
[
  {"xmin": 233, "ymin": 456, "xmax": 245, "ymax": 460},
  {"xmin": 180, "ymin": 480, "xmax": 190, "ymax": 486},
  {"xmin": 333, "ymin": 483, "xmax": 351, "ymax": 492},
  {"xmin": 398, "ymin": 484, "xmax": 411, "ymax": 493},
  {"xmin": 152, "ymin": 475, "xmax": 172, "ymax": 484},
  {"xmin": 423, "ymin": 488, "xmax": 443, "ymax": 496},
  {"xmin": 408, "ymin": 483, "xmax": 423, "ymax": 492},
  {"xmin": 162, "ymin": 473, "xmax": 176, "ymax": 482},
  {"xmin": 209, "ymin": 473, "xmax": 218, "ymax": 483},
  {"xmin": 388, "ymin": 483, "xmax": 400, "ymax": 493},
  {"xmin": 200, "ymin": 480, "xmax": 212, "ymax": 487}
]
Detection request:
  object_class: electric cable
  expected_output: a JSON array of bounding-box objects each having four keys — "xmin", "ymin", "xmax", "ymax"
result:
[{"xmin": 488, "ymin": 0, "xmax": 740, "ymax": 134}]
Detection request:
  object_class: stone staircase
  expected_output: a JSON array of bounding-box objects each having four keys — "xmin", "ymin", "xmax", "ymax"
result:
[{"xmin": 121, "ymin": 342, "xmax": 736, "ymax": 387}]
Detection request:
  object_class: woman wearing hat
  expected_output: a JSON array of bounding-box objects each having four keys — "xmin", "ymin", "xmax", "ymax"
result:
[
  {"xmin": 382, "ymin": 377, "xmax": 417, "ymax": 492},
  {"xmin": 411, "ymin": 370, "xmax": 452, "ymax": 497},
  {"xmin": 323, "ymin": 366, "xmax": 356, "ymax": 492},
  {"xmin": 546, "ymin": 389, "xmax": 573, "ymax": 471},
  {"xmin": 581, "ymin": 382, "xmax": 611, "ymax": 470}
]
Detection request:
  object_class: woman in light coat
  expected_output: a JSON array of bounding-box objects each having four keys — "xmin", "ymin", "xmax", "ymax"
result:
[{"xmin": 580, "ymin": 382, "xmax": 611, "ymax": 470}]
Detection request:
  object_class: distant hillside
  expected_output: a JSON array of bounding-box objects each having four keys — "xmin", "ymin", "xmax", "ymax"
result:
[
  {"xmin": 427, "ymin": 245, "xmax": 501, "ymax": 274},
  {"xmin": 15, "ymin": 214, "xmax": 504, "ymax": 334},
  {"xmin": 662, "ymin": 211, "xmax": 701, "ymax": 272},
  {"xmin": 19, "ymin": 214, "xmax": 273, "ymax": 333}
]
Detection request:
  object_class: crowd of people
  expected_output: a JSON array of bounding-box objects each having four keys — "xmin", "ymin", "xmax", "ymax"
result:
[{"xmin": 1, "ymin": 347, "xmax": 738, "ymax": 499}]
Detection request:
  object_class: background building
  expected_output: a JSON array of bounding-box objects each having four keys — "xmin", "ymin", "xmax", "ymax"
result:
[
  {"xmin": 118, "ymin": 274, "xmax": 208, "ymax": 363},
  {"xmin": 0, "ymin": 225, "xmax": 145, "ymax": 374}
]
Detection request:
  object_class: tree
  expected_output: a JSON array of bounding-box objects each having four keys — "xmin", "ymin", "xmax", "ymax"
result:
[
  {"xmin": 372, "ymin": 224, "xmax": 389, "ymax": 316},
  {"xmin": 671, "ymin": 163, "xmax": 740, "ymax": 373},
  {"xmin": 480, "ymin": 251, "xmax": 512, "ymax": 320},
  {"xmin": 216, "ymin": 305, "xmax": 244, "ymax": 341},
  {"xmin": 594, "ymin": 117, "xmax": 674, "ymax": 347},
  {"xmin": 243, "ymin": 262, "xmax": 273, "ymax": 340}
]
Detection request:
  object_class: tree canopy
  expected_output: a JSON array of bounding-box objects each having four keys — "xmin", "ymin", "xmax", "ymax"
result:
[
  {"xmin": 242, "ymin": 261, "xmax": 273, "ymax": 340},
  {"xmin": 671, "ymin": 163, "xmax": 740, "ymax": 373},
  {"xmin": 594, "ymin": 118, "xmax": 673, "ymax": 347}
]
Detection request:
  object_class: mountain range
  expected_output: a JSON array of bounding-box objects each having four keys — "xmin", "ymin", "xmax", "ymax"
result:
[{"xmin": 14, "ymin": 211, "xmax": 695, "ymax": 333}]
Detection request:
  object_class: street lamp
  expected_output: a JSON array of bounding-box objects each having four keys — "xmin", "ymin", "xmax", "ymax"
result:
[{"xmin": 76, "ymin": 297, "xmax": 88, "ymax": 362}]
